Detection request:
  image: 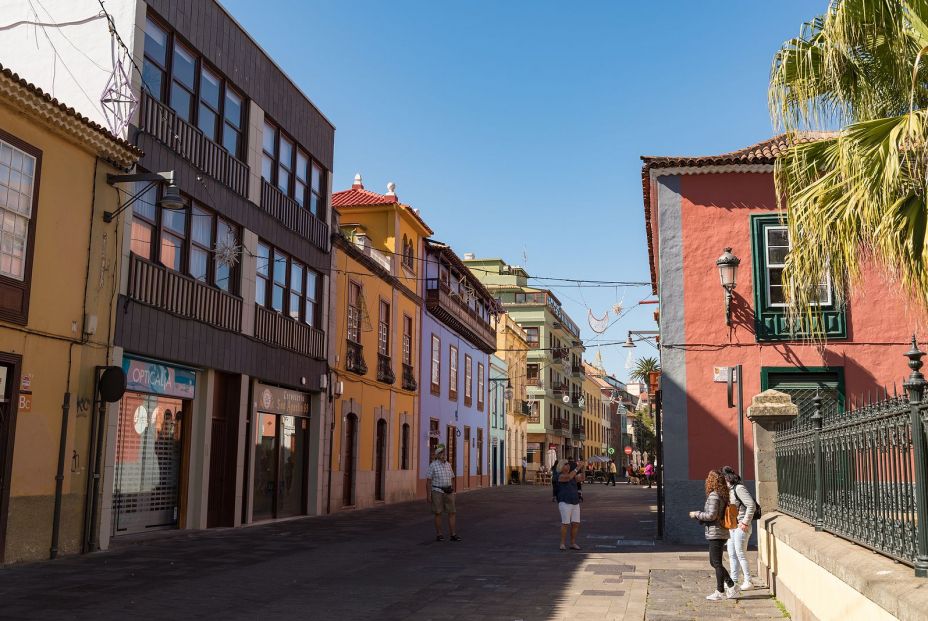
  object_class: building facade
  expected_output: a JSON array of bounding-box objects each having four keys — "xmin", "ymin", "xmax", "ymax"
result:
[
  {"xmin": 0, "ymin": 66, "xmax": 140, "ymax": 563},
  {"xmin": 328, "ymin": 176, "xmax": 430, "ymax": 509},
  {"xmin": 642, "ymin": 135, "xmax": 915, "ymax": 544},
  {"xmin": 419, "ymin": 242, "xmax": 498, "ymax": 494},
  {"xmin": 1, "ymin": 0, "xmax": 336, "ymax": 547},
  {"xmin": 489, "ymin": 355, "xmax": 507, "ymax": 486},
  {"xmin": 581, "ymin": 363, "xmax": 610, "ymax": 461},
  {"xmin": 462, "ymin": 257, "xmax": 585, "ymax": 467},
  {"xmin": 495, "ymin": 313, "xmax": 529, "ymax": 483}
]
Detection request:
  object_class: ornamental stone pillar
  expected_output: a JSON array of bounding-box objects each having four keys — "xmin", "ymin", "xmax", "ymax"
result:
[{"xmin": 746, "ymin": 390, "xmax": 798, "ymax": 516}]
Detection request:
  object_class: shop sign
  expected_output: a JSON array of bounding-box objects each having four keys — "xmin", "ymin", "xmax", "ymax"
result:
[
  {"xmin": 257, "ymin": 382, "xmax": 310, "ymax": 416},
  {"xmin": 122, "ymin": 357, "xmax": 196, "ymax": 399},
  {"xmin": 18, "ymin": 392, "xmax": 31, "ymax": 413}
]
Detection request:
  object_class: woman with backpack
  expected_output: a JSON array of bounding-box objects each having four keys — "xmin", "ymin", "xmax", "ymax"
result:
[
  {"xmin": 688, "ymin": 470, "xmax": 738, "ymax": 601},
  {"xmin": 721, "ymin": 465, "xmax": 757, "ymax": 591}
]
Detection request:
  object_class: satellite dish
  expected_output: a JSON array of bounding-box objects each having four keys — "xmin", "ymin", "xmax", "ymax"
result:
[
  {"xmin": 98, "ymin": 366, "xmax": 127, "ymax": 403},
  {"xmin": 562, "ymin": 394, "xmax": 570, "ymax": 404}
]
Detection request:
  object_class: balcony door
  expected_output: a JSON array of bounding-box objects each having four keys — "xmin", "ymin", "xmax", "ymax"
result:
[{"xmin": 464, "ymin": 426, "xmax": 471, "ymax": 488}]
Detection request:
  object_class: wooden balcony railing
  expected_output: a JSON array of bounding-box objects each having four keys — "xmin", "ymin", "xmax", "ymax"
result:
[
  {"xmin": 139, "ymin": 90, "xmax": 249, "ymax": 197},
  {"xmin": 260, "ymin": 179, "xmax": 330, "ymax": 252},
  {"xmin": 424, "ymin": 280, "xmax": 496, "ymax": 353},
  {"xmin": 377, "ymin": 353, "xmax": 396, "ymax": 385},
  {"xmin": 127, "ymin": 254, "xmax": 242, "ymax": 332},
  {"xmin": 572, "ymin": 425, "xmax": 586, "ymax": 439},
  {"xmin": 254, "ymin": 304, "xmax": 325, "ymax": 360}
]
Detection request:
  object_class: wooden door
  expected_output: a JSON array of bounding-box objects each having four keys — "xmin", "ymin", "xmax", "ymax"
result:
[
  {"xmin": 343, "ymin": 414, "xmax": 357, "ymax": 506},
  {"xmin": 375, "ymin": 419, "xmax": 386, "ymax": 501},
  {"xmin": 207, "ymin": 374, "xmax": 240, "ymax": 528},
  {"xmin": 464, "ymin": 427, "xmax": 471, "ymax": 489}
]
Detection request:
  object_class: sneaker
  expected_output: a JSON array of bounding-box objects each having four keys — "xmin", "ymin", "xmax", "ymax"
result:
[
  {"xmin": 725, "ymin": 584, "xmax": 740, "ymax": 599},
  {"xmin": 706, "ymin": 591, "xmax": 725, "ymax": 601},
  {"xmin": 740, "ymin": 580, "xmax": 753, "ymax": 591}
]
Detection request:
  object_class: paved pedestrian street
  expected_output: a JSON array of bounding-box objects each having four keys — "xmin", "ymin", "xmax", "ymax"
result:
[{"xmin": 0, "ymin": 484, "xmax": 786, "ymax": 621}]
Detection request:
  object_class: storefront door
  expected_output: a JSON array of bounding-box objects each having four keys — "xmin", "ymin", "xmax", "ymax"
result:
[
  {"xmin": 113, "ymin": 393, "xmax": 185, "ymax": 534},
  {"xmin": 253, "ymin": 413, "xmax": 308, "ymax": 520}
]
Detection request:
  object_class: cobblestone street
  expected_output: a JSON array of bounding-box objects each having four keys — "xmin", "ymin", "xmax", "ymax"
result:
[{"xmin": 0, "ymin": 484, "xmax": 786, "ymax": 621}]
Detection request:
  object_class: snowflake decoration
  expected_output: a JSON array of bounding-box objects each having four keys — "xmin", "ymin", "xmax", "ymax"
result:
[{"xmin": 214, "ymin": 238, "xmax": 241, "ymax": 269}]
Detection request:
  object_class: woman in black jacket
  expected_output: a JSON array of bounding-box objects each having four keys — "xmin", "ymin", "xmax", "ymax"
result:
[{"xmin": 689, "ymin": 469, "xmax": 737, "ymax": 601}]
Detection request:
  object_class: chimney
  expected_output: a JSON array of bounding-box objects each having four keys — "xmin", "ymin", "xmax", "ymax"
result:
[{"xmin": 352, "ymin": 173, "xmax": 363, "ymax": 189}]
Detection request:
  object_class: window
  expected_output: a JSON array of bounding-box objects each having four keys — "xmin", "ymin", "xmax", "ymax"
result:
[
  {"xmin": 130, "ymin": 183, "xmax": 240, "ymax": 293},
  {"xmin": 449, "ymin": 345, "xmax": 459, "ymax": 400},
  {"xmin": 142, "ymin": 16, "xmax": 246, "ymax": 158},
  {"xmin": 751, "ymin": 214, "xmax": 845, "ymax": 340},
  {"xmin": 401, "ymin": 423, "xmax": 410, "ymax": 470},
  {"xmin": 527, "ymin": 364, "xmax": 539, "ymax": 384},
  {"xmin": 477, "ymin": 363, "xmax": 485, "ymax": 411},
  {"xmin": 0, "ymin": 133, "xmax": 37, "ymax": 320},
  {"xmin": 464, "ymin": 355, "xmax": 473, "ymax": 406},
  {"xmin": 255, "ymin": 241, "xmax": 324, "ymax": 324},
  {"xmin": 430, "ymin": 335, "xmax": 441, "ymax": 394},
  {"xmin": 402, "ymin": 315, "xmax": 413, "ymax": 366},
  {"xmin": 378, "ymin": 300, "xmax": 390, "ymax": 356},
  {"xmin": 347, "ymin": 282, "xmax": 362, "ymax": 343},
  {"xmin": 524, "ymin": 326, "xmax": 539, "ymax": 348},
  {"xmin": 261, "ymin": 119, "xmax": 327, "ymax": 220},
  {"xmin": 401, "ymin": 234, "xmax": 415, "ymax": 271}
]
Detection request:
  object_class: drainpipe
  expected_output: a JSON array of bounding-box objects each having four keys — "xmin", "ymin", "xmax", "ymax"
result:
[
  {"xmin": 50, "ymin": 343, "xmax": 76, "ymax": 559},
  {"xmin": 325, "ymin": 370, "xmax": 334, "ymax": 515}
]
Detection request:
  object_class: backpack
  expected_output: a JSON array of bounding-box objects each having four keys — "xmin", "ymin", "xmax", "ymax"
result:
[
  {"xmin": 720, "ymin": 503, "xmax": 739, "ymax": 529},
  {"xmin": 734, "ymin": 484, "xmax": 762, "ymax": 521}
]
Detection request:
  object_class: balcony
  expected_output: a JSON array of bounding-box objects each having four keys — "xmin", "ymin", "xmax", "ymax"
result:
[
  {"xmin": 525, "ymin": 376, "xmax": 542, "ymax": 387},
  {"xmin": 571, "ymin": 364, "xmax": 584, "ymax": 377},
  {"xmin": 139, "ymin": 90, "xmax": 249, "ymax": 197},
  {"xmin": 377, "ymin": 353, "xmax": 396, "ymax": 385},
  {"xmin": 346, "ymin": 340, "xmax": 367, "ymax": 375},
  {"xmin": 254, "ymin": 305, "xmax": 326, "ymax": 359},
  {"xmin": 424, "ymin": 280, "xmax": 496, "ymax": 353},
  {"xmin": 572, "ymin": 425, "xmax": 586, "ymax": 440},
  {"xmin": 402, "ymin": 363, "xmax": 417, "ymax": 391},
  {"xmin": 519, "ymin": 400, "xmax": 533, "ymax": 417},
  {"xmin": 552, "ymin": 382, "xmax": 570, "ymax": 396},
  {"xmin": 260, "ymin": 179, "xmax": 330, "ymax": 252},
  {"xmin": 127, "ymin": 254, "xmax": 242, "ymax": 332},
  {"xmin": 553, "ymin": 418, "xmax": 571, "ymax": 436}
]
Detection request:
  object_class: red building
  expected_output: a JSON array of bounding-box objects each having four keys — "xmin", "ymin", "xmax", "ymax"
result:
[{"xmin": 642, "ymin": 135, "xmax": 924, "ymax": 544}]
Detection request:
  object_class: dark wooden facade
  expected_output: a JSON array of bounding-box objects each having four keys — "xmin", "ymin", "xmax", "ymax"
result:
[{"xmin": 117, "ymin": 0, "xmax": 333, "ymax": 393}]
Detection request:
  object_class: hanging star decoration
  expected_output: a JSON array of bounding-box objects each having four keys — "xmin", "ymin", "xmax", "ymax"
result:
[
  {"xmin": 100, "ymin": 37, "xmax": 138, "ymax": 136},
  {"xmin": 214, "ymin": 237, "xmax": 241, "ymax": 269}
]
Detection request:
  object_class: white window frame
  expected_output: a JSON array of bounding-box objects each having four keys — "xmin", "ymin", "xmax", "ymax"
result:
[
  {"xmin": 0, "ymin": 139, "xmax": 36, "ymax": 281},
  {"xmin": 763, "ymin": 224, "xmax": 832, "ymax": 308}
]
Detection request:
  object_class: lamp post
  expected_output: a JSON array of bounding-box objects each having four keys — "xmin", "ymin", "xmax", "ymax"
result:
[{"xmin": 716, "ymin": 248, "xmax": 740, "ymax": 326}]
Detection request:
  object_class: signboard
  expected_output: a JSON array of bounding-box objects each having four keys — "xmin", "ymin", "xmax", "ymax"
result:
[
  {"xmin": 19, "ymin": 373, "xmax": 31, "ymax": 392},
  {"xmin": 713, "ymin": 366, "xmax": 737, "ymax": 383},
  {"xmin": 123, "ymin": 356, "xmax": 196, "ymax": 399},
  {"xmin": 607, "ymin": 447, "xmax": 616, "ymax": 455},
  {"xmin": 257, "ymin": 382, "xmax": 310, "ymax": 417},
  {"xmin": 623, "ymin": 446, "xmax": 632, "ymax": 455},
  {"xmin": 17, "ymin": 393, "xmax": 31, "ymax": 413}
]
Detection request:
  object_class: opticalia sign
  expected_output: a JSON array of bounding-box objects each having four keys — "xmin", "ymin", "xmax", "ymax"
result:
[{"xmin": 122, "ymin": 356, "xmax": 196, "ymax": 399}]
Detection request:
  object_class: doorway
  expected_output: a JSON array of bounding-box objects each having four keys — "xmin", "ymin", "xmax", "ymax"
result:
[
  {"xmin": 252, "ymin": 413, "xmax": 308, "ymax": 520},
  {"xmin": 375, "ymin": 419, "xmax": 387, "ymax": 501},
  {"xmin": 207, "ymin": 373, "xmax": 240, "ymax": 528},
  {"xmin": 0, "ymin": 356, "xmax": 19, "ymax": 561},
  {"xmin": 492, "ymin": 446, "xmax": 497, "ymax": 486},
  {"xmin": 464, "ymin": 427, "xmax": 471, "ymax": 488},
  {"xmin": 343, "ymin": 414, "xmax": 358, "ymax": 507}
]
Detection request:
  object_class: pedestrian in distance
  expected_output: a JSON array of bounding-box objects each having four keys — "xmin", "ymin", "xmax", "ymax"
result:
[
  {"xmin": 551, "ymin": 459, "xmax": 560, "ymax": 502},
  {"xmin": 689, "ymin": 469, "xmax": 738, "ymax": 601},
  {"xmin": 607, "ymin": 459, "xmax": 617, "ymax": 486},
  {"xmin": 425, "ymin": 444, "xmax": 461, "ymax": 542},
  {"xmin": 722, "ymin": 465, "xmax": 757, "ymax": 591},
  {"xmin": 557, "ymin": 460, "xmax": 585, "ymax": 550},
  {"xmin": 644, "ymin": 461, "xmax": 654, "ymax": 488},
  {"xmin": 521, "ymin": 457, "xmax": 527, "ymax": 484}
]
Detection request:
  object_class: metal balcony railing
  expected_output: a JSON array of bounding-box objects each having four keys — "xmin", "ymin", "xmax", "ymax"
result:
[
  {"xmin": 377, "ymin": 353, "xmax": 396, "ymax": 385},
  {"xmin": 346, "ymin": 340, "xmax": 367, "ymax": 375}
]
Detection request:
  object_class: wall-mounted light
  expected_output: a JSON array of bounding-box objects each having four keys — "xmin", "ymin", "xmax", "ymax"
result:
[
  {"xmin": 104, "ymin": 171, "xmax": 182, "ymax": 222},
  {"xmin": 716, "ymin": 247, "xmax": 741, "ymax": 326}
]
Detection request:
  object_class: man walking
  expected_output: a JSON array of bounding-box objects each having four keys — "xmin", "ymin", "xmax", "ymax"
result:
[
  {"xmin": 426, "ymin": 444, "xmax": 460, "ymax": 542},
  {"xmin": 607, "ymin": 459, "xmax": 617, "ymax": 486},
  {"xmin": 521, "ymin": 457, "xmax": 527, "ymax": 484}
]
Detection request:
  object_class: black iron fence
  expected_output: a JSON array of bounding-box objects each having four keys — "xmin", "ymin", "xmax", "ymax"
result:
[{"xmin": 774, "ymin": 339, "xmax": 928, "ymax": 576}]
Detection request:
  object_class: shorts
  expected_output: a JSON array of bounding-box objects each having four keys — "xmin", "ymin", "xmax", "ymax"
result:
[
  {"xmin": 431, "ymin": 490, "xmax": 456, "ymax": 515},
  {"xmin": 558, "ymin": 501, "xmax": 580, "ymax": 524}
]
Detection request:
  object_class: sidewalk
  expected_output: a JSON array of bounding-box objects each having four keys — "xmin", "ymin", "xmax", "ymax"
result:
[{"xmin": 0, "ymin": 483, "xmax": 788, "ymax": 620}]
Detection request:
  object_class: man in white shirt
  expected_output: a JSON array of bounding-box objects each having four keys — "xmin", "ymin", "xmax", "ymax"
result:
[
  {"xmin": 521, "ymin": 457, "xmax": 528, "ymax": 484},
  {"xmin": 426, "ymin": 444, "xmax": 460, "ymax": 542}
]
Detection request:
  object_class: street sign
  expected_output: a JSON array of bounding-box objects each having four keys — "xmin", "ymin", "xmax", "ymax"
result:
[
  {"xmin": 623, "ymin": 446, "xmax": 633, "ymax": 455},
  {"xmin": 608, "ymin": 447, "xmax": 616, "ymax": 455}
]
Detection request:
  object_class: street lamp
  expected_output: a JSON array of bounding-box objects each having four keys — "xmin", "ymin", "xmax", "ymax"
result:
[
  {"xmin": 488, "ymin": 377, "xmax": 514, "ymax": 401},
  {"xmin": 716, "ymin": 247, "xmax": 740, "ymax": 326},
  {"xmin": 622, "ymin": 330, "xmax": 660, "ymax": 348},
  {"xmin": 104, "ymin": 171, "xmax": 183, "ymax": 222}
]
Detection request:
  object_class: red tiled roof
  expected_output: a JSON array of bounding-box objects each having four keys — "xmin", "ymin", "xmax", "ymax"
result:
[
  {"xmin": 332, "ymin": 177, "xmax": 433, "ymax": 234},
  {"xmin": 0, "ymin": 63, "xmax": 143, "ymax": 162},
  {"xmin": 640, "ymin": 132, "xmax": 834, "ymax": 294}
]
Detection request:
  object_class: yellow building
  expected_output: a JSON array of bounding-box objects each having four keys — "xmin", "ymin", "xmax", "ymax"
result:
[
  {"xmin": 583, "ymin": 362, "xmax": 611, "ymax": 461},
  {"xmin": 328, "ymin": 176, "xmax": 431, "ymax": 509},
  {"xmin": 495, "ymin": 313, "xmax": 529, "ymax": 482},
  {"xmin": 0, "ymin": 66, "xmax": 140, "ymax": 562}
]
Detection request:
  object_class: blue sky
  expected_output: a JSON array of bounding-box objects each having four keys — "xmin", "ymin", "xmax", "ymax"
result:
[{"xmin": 222, "ymin": 0, "xmax": 819, "ymax": 381}]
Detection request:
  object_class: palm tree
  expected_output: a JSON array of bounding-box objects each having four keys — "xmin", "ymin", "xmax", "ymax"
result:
[
  {"xmin": 769, "ymin": 0, "xmax": 928, "ymax": 326},
  {"xmin": 629, "ymin": 357, "xmax": 660, "ymax": 384}
]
